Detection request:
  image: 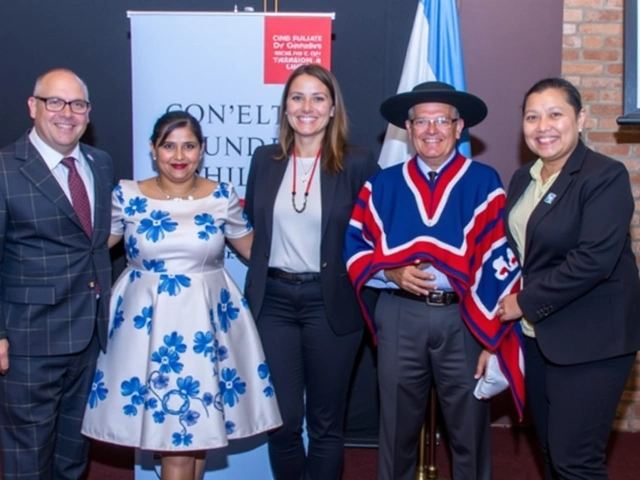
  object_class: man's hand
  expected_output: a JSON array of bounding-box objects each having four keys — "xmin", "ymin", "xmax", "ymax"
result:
[
  {"xmin": 384, "ymin": 261, "xmax": 437, "ymax": 295},
  {"xmin": 474, "ymin": 349, "xmax": 492, "ymax": 380},
  {"xmin": 497, "ymin": 294, "xmax": 523, "ymax": 323},
  {"xmin": 0, "ymin": 339, "xmax": 9, "ymax": 375}
]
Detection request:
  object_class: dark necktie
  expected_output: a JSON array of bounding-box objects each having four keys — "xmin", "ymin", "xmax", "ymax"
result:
[
  {"xmin": 428, "ymin": 171, "xmax": 437, "ymax": 183},
  {"xmin": 61, "ymin": 157, "xmax": 92, "ymax": 238}
]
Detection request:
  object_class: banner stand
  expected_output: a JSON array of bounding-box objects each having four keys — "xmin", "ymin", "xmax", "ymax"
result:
[{"xmin": 127, "ymin": 10, "xmax": 333, "ymax": 479}]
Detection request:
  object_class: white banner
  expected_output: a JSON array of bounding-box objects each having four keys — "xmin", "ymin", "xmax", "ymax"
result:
[
  {"xmin": 130, "ymin": 12, "xmax": 285, "ymax": 191},
  {"xmin": 128, "ymin": 10, "xmax": 332, "ymax": 479}
]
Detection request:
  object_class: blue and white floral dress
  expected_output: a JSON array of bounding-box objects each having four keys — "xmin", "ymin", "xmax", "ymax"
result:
[{"xmin": 81, "ymin": 179, "xmax": 282, "ymax": 451}]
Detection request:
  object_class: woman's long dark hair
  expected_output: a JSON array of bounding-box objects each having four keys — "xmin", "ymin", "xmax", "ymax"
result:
[{"xmin": 276, "ymin": 64, "xmax": 349, "ymax": 174}]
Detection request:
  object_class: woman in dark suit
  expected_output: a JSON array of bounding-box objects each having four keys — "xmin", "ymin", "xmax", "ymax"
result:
[
  {"xmin": 244, "ymin": 64, "xmax": 379, "ymax": 480},
  {"xmin": 498, "ymin": 77, "xmax": 640, "ymax": 480}
]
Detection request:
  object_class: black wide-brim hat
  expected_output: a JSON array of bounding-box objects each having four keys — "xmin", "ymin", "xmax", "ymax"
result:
[{"xmin": 380, "ymin": 81, "xmax": 488, "ymax": 129}]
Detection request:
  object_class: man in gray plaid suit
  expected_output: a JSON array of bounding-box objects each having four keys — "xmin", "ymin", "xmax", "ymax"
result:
[{"xmin": 0, "ymin": 68, "xmax": 113, "ymax": 479}]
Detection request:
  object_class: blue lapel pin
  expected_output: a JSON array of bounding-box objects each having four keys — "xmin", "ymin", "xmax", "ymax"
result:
[{"xmin": 543, "ymin": 192, "xmax": 556, "ymax": 205}]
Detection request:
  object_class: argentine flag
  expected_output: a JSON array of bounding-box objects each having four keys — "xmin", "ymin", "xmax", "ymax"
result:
[{"xmin": 379, "ymin": 0, "xmax": 470, "ymax": 168}]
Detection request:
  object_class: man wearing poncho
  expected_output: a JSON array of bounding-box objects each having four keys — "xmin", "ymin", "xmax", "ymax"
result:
[{"xmin": 344, "ymin": 82, "xmax": 524, "ymax": 480}]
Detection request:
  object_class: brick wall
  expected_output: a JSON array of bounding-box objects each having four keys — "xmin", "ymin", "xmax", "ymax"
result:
[{"xmin": 562, "ymin": 0, "xmax": 640, "ymax": 431}]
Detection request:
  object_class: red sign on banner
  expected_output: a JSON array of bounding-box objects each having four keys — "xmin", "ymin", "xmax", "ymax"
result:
[{"xmin": 264, "ymin": 16, "xmax": 332, "ymax": 84}]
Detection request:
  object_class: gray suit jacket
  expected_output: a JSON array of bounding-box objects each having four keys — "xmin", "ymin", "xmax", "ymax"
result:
[
  {"xmin": 0, "ymin": 131, "xmax": 113, "ymax": 356},
  {"xmin": 244, "ymin": 144, "xmax": 379, "ymax": 335}
]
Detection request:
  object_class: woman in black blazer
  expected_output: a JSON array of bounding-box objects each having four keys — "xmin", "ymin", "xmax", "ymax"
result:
[
  {"xmin": 244, "ymin": 64, "xmax": 379, "ymax": 480},
  {"xmin": 498, "ymin": 77, "xmax": 640, "ymax": 480}
]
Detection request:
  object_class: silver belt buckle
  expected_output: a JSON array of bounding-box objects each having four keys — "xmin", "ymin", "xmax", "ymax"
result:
[{"xmin": 426, "ymin": 289, "xmax": 444, "ymax": 306}]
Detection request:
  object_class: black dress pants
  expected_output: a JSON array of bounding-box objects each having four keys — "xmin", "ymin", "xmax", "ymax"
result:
[
  {"xmin": 256, "ymin": 275, "xmax": 362, "ymax": 480},
  {"xmin": 524, "ymin": 336, "xmax": 636, "ymax": 480}
]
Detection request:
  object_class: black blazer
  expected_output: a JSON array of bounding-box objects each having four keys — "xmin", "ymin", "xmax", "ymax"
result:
[
  {"xmin": 244, "ymin": 144, "xmax": 379, "ymax": 335},
  {"xmin": 505, "ymin": 141, "xmax": 640, "ymax": 365}
]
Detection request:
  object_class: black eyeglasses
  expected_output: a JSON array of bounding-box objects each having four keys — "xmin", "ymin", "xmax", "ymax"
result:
[{"xmin": 34, "ymin": 96, "xmax": 91, "ymax": 114}]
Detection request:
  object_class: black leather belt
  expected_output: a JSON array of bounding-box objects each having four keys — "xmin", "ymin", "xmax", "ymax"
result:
[
  {"xmin": 267, "ymin": 268, "xmax": 321, "ymax": 284},
  {"xmin": 385, "ymin": 288, "xmax": 459, "ymax": 306}
]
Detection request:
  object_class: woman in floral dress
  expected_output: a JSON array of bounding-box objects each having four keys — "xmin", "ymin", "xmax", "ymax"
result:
[{"xmin": 81, "ymin": 111, "xmax": 282, "ymax": 480}]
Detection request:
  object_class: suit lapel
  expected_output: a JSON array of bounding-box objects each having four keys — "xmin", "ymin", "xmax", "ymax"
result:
[
  {"xmin": 524, "ymin": 142, "xmax": 587, "ymax": 259},
  {"xmin": 263, "ymin": 152, "xmax": 288, "ymax": 246},
  {"xmin": 505, "ymin": 170, "xmax": 531, "ymax": 215},
  {"xmin": 83, "ymin": 148, "xmax": 107, "ymax": 245},
  {"xmin": 19, "ymin": 139, "xmax": 82, "ymax": 232},
  {"xmin": 320, "ymin": 167, "xmax": 338, "ymax": 240},
  {"xmin": 505, "ymin": 169, "xmax": 531, "ymax": 248}
]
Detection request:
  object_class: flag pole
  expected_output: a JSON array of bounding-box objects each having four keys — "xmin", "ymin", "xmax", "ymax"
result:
[
  {"xmin": 262, "ymin": 0, "xmax": 278, "ymax": 12},
  {"xmin": 415, "ymin": 389, "xmax": 448, "ymax": 480}
]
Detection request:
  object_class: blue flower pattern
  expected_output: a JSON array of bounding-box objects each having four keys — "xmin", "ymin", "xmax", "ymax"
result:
[
  {"xmin": 124, "ymin": 196, "xmax": 147, "ymax": 216},
  {"xmin": 125, "ymin": 235, "xmax": 140, "ymax": 259},
  {"xmin": 217, "ymin": 288, "xmax": 239, "ymax": 333},
  {"xmin": 258, "ymin": 362, "xmax": 275, "ymax": 398},
  {"xmin": 158, "ymin": 274, "xmax": 191, "ymax": 296},
  {"xmin": 194, "ymin": 213, "xmax": 219, "ymax": 240},
  {"xmin": 129, "ymin": 270, "xmax": 141, "ymax": 283},
  {"xmin": 109, "ymin": 296, "xmax": 125, "ymax": 339},
  {"xmin": 122, "ymin": 330, "xmax": 244, "ymax": 445},
  {"xmin": 193, "ymin": 329, "xmax": 228, "ymax": 377},
  {"xmin": 213, "ymin": 341, "xmax": 229, "ymax": 365},
  {"xmin": 219, "ymin": 368, "xmax": 246, "ymax": 407},
  {"xmin": 225, "ymin": 420, "xmax": 236, "ymax": 435},
  {"xmin": 151, "ymin": 332, "xmax": 187, "ymax": 375},
  {"xmin": 242, "ymin": 210, "xmax": 252, "ymax": 230},
  {"xmin": 88, "ymin": 370, "xmax": 109, "ymax": 408},
  {"xmin": 133, "ymin": 305, "xmax": 153, "ymax": 334},
  {"xmin": 213, "ymin": 183, "xmax": 229, "ymax": 199},
  {"xmin": 114, "ymin": 184, "xmax": 124, "ymax": 205},
  {"xmin": 137, "ymin": 210, "xmax": 178, "ymax": 242},
  {"xmin": 193, "ymin": 331, "xmax": 214, "ymax": 358},
  {"xmin": 121, "ymin": 376, "xmax": 148, "ymax": 416},
  {"xmin": 144, "ymin": 259, "xmax": 167, "ymax": 272},
  {"xmin": 84, "ymin": 181, "xmax": 279, "ymax": 449}
]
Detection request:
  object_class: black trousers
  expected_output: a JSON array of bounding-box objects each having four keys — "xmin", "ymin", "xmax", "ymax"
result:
[
  {"xmin": 524, "ymin": 336, "xmax": 636, "ymax": 480},
  {"xmin": 256, "ymin": 276, "xmax": 362, "ymax": 480}
]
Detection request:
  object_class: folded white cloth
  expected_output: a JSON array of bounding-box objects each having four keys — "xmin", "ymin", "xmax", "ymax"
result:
[{"xmin": 474, "ymin": 353, "xmax": 509, "ymax": 400}]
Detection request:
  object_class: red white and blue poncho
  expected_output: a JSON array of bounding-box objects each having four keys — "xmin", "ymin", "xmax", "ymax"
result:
[{"xmin": 344, "ymin": 153, "xmax": 525, "ymax": 417}]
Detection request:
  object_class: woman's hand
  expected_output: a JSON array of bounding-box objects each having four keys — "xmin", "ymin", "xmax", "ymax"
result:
[{"xmin": 497, "ymin": 294, "xmax": 523, "ymax": 323}]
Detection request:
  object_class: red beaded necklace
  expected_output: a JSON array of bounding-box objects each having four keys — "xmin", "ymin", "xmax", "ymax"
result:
[{"xmin": 291, "ymin": 149, "xmax": 321, "ymax": 213}]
